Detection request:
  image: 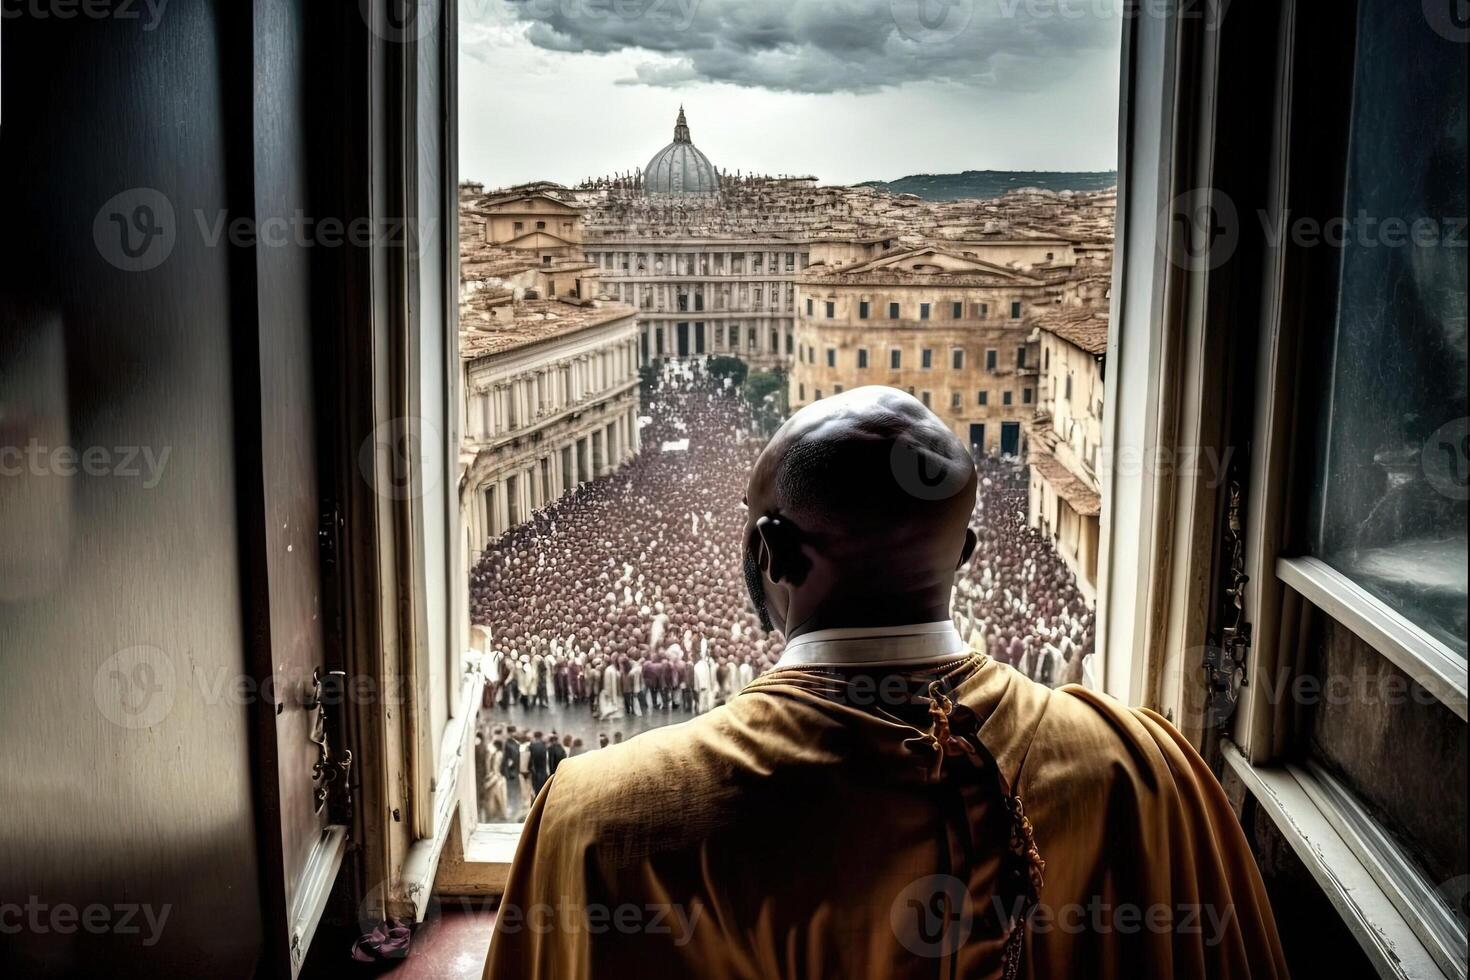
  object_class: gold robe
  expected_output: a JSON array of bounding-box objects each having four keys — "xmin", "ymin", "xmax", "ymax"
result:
[{"xmin": 483, "ymin": 655, "xmax": 1287, "ymax": 979}]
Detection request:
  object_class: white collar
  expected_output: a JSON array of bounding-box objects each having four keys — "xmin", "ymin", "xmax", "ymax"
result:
[{"xmin": 774, "ymin": 621, "xmax": 970, "ymax": 669}]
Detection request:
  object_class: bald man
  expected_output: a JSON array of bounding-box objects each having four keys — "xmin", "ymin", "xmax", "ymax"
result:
[{"xmin": 484, "ymin": 387, "xmax": 1286, "ymax": 980}]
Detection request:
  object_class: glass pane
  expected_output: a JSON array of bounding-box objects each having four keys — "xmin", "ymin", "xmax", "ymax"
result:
[{"xmin": 1306, "ymin": 0, "xmax": 1468, "ymax": 657}]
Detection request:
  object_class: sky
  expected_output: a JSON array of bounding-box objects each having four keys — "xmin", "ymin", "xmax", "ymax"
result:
[{"xmin": 458, "ymin": 0, "xmax": 1124, "ymax": 188}]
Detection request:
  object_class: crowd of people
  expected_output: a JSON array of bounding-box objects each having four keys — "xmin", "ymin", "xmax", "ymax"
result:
[{"xmin": 469, "ymin": 363, "xmax": 1094, "ymax": 820}]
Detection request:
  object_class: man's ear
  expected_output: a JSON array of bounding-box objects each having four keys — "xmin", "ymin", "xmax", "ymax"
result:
[
  {"xmin": 957, "ymin": 527, "xmax": 978, "ymax": 568},
  {"xmin": 755, "ymin": 515, "xmax": 808, "ymax": 585}
]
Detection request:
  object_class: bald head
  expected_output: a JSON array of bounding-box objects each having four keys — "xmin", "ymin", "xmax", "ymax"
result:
[{"xmin": 742, "ymin": 387, "xmax": 979, "ymax": 639}]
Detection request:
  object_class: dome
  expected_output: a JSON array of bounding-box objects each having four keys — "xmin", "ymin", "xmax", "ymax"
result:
[{"xmin": 643, "ymin": 107, "xmax": 720, "ymax": 196}]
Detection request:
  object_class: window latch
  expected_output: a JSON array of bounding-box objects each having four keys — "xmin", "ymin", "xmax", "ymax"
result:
[{"xmin": 307, "ymin": 667, "xmax": 353, "ymax": 818}]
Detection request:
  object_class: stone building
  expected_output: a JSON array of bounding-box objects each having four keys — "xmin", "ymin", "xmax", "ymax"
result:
[
  {"xmin": 789, "ymin": 237, "xmax": 1103, "ymax": 455},
  {"xmin": 458, "ymin": 299, "xmax": 640, "ymax": 558},
  {"xmin": 578, "ymin": 109, "xmax": 839, "ymax": 371},
  {"xmin": 1025, "ymin": 307, "xmax": 1108, "ymax": 603},
  {"xmin": 457, "ymin": 181, "xmax": 638, "ymax": 558}
]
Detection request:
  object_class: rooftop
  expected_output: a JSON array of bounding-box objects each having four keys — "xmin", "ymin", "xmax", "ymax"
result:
[
  {"xmin": 1031, "ymin": 307, "xmax": 1110, "ymax": 355},
  {"xmin": 460, "ymin": 300, "xmax": 635, "ymax": 362}
]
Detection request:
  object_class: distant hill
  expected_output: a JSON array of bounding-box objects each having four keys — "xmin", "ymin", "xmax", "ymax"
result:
[{"xmin": 859, "ymin": 170, "xmax": 1117, "ymax": 201}]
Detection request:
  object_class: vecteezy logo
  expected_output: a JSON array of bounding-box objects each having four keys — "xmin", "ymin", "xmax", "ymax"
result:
[
  {"xmin": 890, "ymin": 0, "xmax": 974, "ymax": 43},
  {"xmin": 890, "ymin": 874, "xmax": 973, "ymax": 958},
  {"xmin": 360, "ymin": 0, "xmax": 441, "ymax": 44},
  {"xmin": 1423, "ymin": 0, "xmax": 1470, "ymax": 43},
  {"xmin": 1423, "ymin": 417, "xmax": 1470, "ymax": 501},
  {"xmin": 94, "ymin": 645, "xmax": 175, "ymax": 729},
  {"xmin": 1159, "ymin": 187, "xmax": 1238, "ymax": 272},
  {"xmin": 359, "ymin": 416, "xmax": 444, "ymax": 501},
  {"xmin": 93, "ymin": 188, "xmax": 176, "ymax": 272},
  {"xmin": 891, "ymin": 438, "xmax": 974, "ymax": 501}
]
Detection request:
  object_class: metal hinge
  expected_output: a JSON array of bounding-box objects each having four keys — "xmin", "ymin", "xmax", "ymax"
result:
[
  {"xmin": 1204, "ymin": 479, "xmax": 1251, "ymax": 731},
  {"xmin": 306, "ymin": 666, "xmax": 354, "ymax": 820}
]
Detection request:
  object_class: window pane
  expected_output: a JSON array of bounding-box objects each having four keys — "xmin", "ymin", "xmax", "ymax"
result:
[{"xmin": 1304, "ymin": 0, "xmax": 1467, "ymax": 657}]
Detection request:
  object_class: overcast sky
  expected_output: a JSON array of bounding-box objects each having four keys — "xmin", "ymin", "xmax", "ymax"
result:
[{"xmin": 459, "ymin": 0, "xmax": 1123, "ymax": 188}]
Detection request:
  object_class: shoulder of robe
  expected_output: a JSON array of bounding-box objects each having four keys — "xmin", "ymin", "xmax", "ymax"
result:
[{"xmin": 1017, "ymin": 682, "xmax": 1201, "ymax": 818}]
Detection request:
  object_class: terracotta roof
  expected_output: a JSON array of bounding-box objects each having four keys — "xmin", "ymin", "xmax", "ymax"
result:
[
  {"xmin": 1031, "ymin": 307, "xmax": 1109, "ymax": 355},
  {"xmin": 1028, "ymin": 445, "xmax": 1101, "ymax": 517}
]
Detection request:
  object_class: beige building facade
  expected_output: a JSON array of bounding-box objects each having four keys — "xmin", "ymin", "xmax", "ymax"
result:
[
  {"xmin": 1025, "ymin": 308, "xmax": 1107, "ymax": 603},
  {"xmin": 459, "ymin": 303, "xmax": 641, "ymax": 559},
  {"xmin": 790, "ymin": 241, "xmax": 1097, "ymax": 454}
]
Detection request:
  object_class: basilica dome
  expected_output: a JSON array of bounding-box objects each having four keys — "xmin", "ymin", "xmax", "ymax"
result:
[{"xmin": 644, "ymin": 107, "xmax": 720, "ymax": 196}]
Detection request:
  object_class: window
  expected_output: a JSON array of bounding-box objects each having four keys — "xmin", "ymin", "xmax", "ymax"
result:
[
  {"xmin": 808, "ymin": 345, "xmax": 815, "ymax": 363},
  {"xmin": 1044, "ymin": 346, "xmax": 1050, "ymax": 371},
  {"xmin": 859, "ymin": 301, "xmax": 870, "ymax": 319},
  {"xmin": 1010, "ymin": 300, "xmax": 1022, "ymax": 318},
  {"xmin": 978, "ymin": 302, "xmax": 989, "ymax": 318},
  {"xmin": 951, "ymin": 392, "xmax": 962, "ymax": 409},
  {"xmin": 978, "ymin": 390, "xmax": 988, "ymax": 406},
  {"xmin": 834, "ymin": 384, "xmax": 844, "ymax": 394},
  {"xmin": 888, "ymin": 302, "xmax": 900, "ymax": 319},
  {"xmin": 814, "ymin": 388, "xmax": 823, "ymax": 400},
  {"xmin": 921, "ymin": 348, "xmax": 933, "ymax": 369},
  {"xmin": 890, "ymin": 349, "xmax": 902, "ymax": 369},
  {"xmin": 825, "ymin": 348, "xmax": 836, "ymax": 368},
  {"xmin": 953, "ymin": 302, "xmax": 963, "ymax": 319},
  {"xmin": 826, "ymin": 301, "xmax": 835, "ymax": 318},
  {"xmin": 857, "ymin": 348, "xmax": 869, "ymax": 369},
  {"xmin": 536, "ymin": 220, "xmax": 546, "ymax": 229},
  {"xmin": 799, "ymin": 383, "xmax": 806, "ymax": 400},
  {"xmin": 985, "ymin": 349, "xmax": 998, "ymax": 370},
  {"xmin": 921, "ymin": 391, "xmax": 931, "ymax": 407},
  {"xmin": 513, "ymin": 221, "xmax": 523, "ymax": 233},
  {"xmin": 951, "ymin": 348, "xmax": 964, "ymax": 370},
  {"xmin": 1064, "ymin": 374, "xmax": 1072, "ymax": 400},
  {"xmin": 1016, "ymin": 346, "xmax": 1027, "ymax": 369},
  {"xmin": 1023, "ymin": 387, "xmax": 1033, "ymax": 405},
  {"xmin": 919, "ymin": 303, "xmax": 930, "ymax": 320},
  {"xmin": 1002, "ymin": 390, "xmax": 1013, "ymax": 406},
  {"xmin": 806, "ymin": 298, "xmax": 813, "ymax": 316}
]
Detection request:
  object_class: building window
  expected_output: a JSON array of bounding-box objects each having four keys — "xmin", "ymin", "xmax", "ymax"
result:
[
  {"xmin": 951, "ymin": 392, "xmax": 962, "ymax": 409},
  {"xmin": 859, "ymin": 301, "xmax": 870, "ymax": 319},
  {"xmin": 536, "ymin": 220, "xmax": 545, "ymax": 229},
  {"xmin": 951, "ymin": 348, "xmax": 964, "ymax": 370},
  {"xmin": 834, "ymin": 384, "xmax": 844, "ymax": 394},
  {"xmin": 986, "ymin": 349, "xmax": 998, "ymax": 370},
  {"xmin": 953, "ymin": 302, "xmax": 963, "ymax": 319},
  {"xmin": 814, "ymin": 388, "xmax": 823, "ymax": 400},
  {"xmin": 921, "ymin": 348, "xmax": 933, "ymax": 369},
  {"xmin": 1023, "ymin": 387, "xmax": 1033, "ymax": 404},
  {"xmin": 826, "ymin": 348, "xmax": 836, "ymax": 368},
  {"xmin": 799, "ymin": 383, "xmax": 805, "ymax": 400},
  {"xmin": 513, "ymin": 221, "xmax": 523, "ymax": 234},
  {"xmin": 978, "ymin": 390, "xmax": 988, "ymax": 406},
  {"xmin": 890, "ymin": 349, "xmax": 902, "ymax": 369},
  {"xmin": 1011, "ymin": 300, "xmax": 1022, "ymax": 319},
  {"xmin": 888, "ymin": 302, "xmax": 900, "ymax": 319},
  {"xmin": 542, "ymin": 255, "xmax": 551, "ymax": 266},
  {"xmin": 1016, "ymin": 346, "xmax": 1027, "ymax": 369},
  {"xmin": 826, "ymin": 301, "xmax": 835, "ymax": 318},
  {"xmin": 857, "ymin": 348, "xmax": 869, "ymax": 369},
  {"xmin": 808, "ymin": 345, "xmax": 815, "ymax": 363},
  {"xmin": 806, "ymin": 298, "xmax": 813, "ymax": 316},
  {"xmin": 1044, "ymin": 347, "xmax": 1050, "ymax": 370},
  {"xmin": 1065, "ymin": 374, "xmax": 1073, "ymax": 399},
  {"xmin": 786, "ymin": 333, "xmax": 793, "ymax": 355},
  {"xmin": 978, "ymin": 302, "xmax": 989, "ymax": 319},
  {"xmin": 1003, "ymin": 390, "xmax": 1013, "ymax": 406},
  {"xmin": 921, "ymin": 391, "xmax": 932, "ymax": 407},
  {"xmin": 920, "ymin": 303, "xmax": 930, "ymax": 320}
]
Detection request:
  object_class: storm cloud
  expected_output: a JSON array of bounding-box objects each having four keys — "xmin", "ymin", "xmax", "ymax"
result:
[{"xmin": 496, "ymin": 0, "xmax": 1122, "ymax": 95}]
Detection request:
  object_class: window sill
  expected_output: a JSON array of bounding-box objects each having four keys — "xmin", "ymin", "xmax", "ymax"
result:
[{"xmin": 1222, "ymin": 741, "xmax": 1457, "ymax": 980}]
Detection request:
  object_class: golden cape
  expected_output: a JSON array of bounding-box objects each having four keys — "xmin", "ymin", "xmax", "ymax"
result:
[{"xmin": 483, "ymin": 655, "xmax": 1287, "ymax": 979}]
